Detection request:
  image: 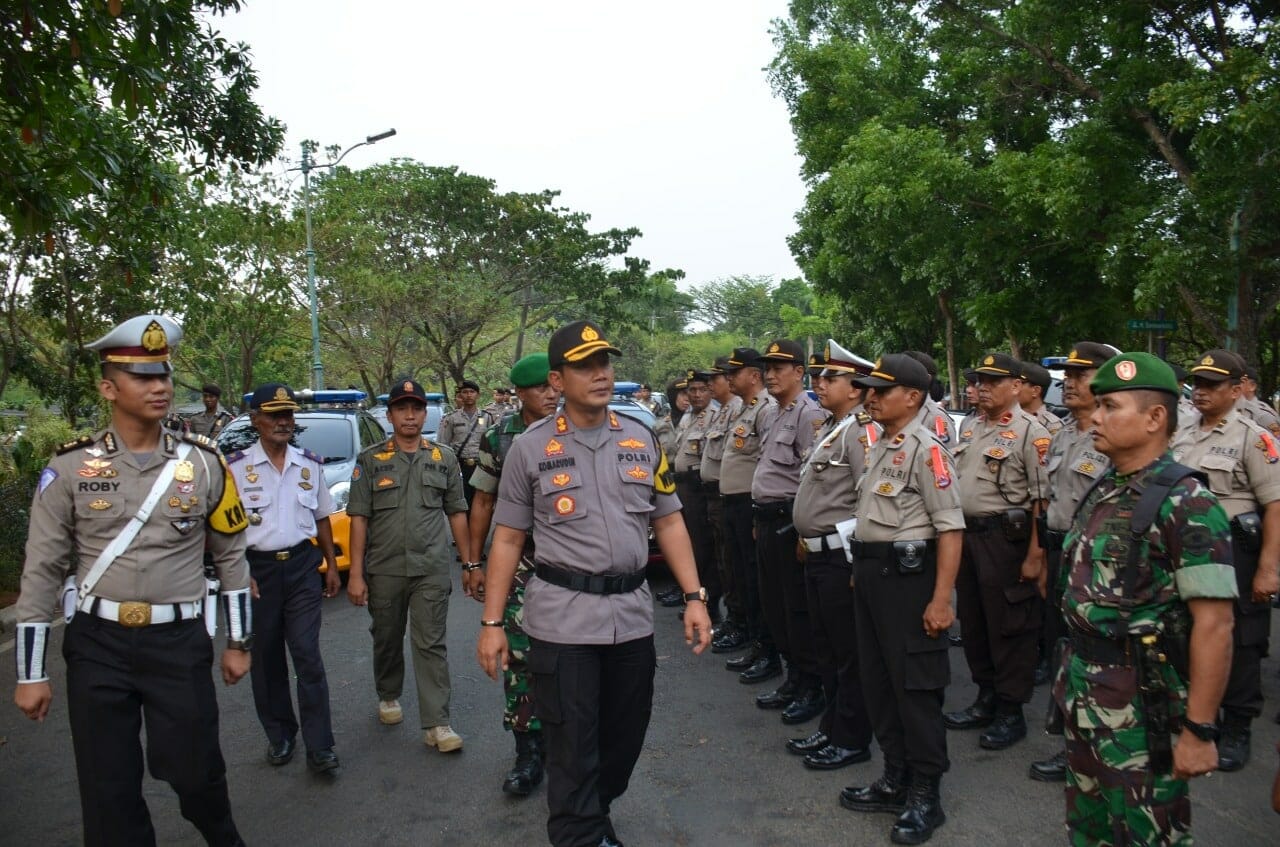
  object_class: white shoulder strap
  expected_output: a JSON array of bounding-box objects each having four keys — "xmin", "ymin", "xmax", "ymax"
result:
[{"xmin": 78, "ymin": 443, "xmax": 194, "ymax": 606}]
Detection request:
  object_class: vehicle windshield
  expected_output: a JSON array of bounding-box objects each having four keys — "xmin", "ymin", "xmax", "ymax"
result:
[{"xmin": 217, "ymin": 416, "xmax": 355, "ymax": 462}]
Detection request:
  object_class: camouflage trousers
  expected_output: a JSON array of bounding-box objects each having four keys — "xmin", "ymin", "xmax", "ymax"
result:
[
  {"xmin": 503, "ymin": 557, "xmax": 539, "ymax": 733},
  {"xmin": 1061, "ymin": 658, "xmax": 1192, "ymax": 846}
]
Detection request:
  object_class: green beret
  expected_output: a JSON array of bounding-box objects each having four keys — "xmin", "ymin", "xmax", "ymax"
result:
[
  {"xmin": 509, "ymin": 353, "xmax": 550, "ymax": 388},
  {"xmin": 1090, "ymin": 352, "xmax": 1180, "ymax": 397}
]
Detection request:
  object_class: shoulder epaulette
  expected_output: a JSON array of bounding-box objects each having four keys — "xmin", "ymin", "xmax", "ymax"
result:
[
  {"xmin": 226, "ymin": 450, "xmax": 247, "ymax": 465},
  {"xmin": 301, "ymin": 447, "xmax": 324, "ymax": 464},
  {"xmin": 56, "ymin": 435, "xmax": 94, "ymax": 455},
  {"xmin": 855, "ymin": 411, "xmax": 872, "ymax": 426},
  {"xmin": 181, "ymin": 432, "xmax": 220, "ymax": 453}
]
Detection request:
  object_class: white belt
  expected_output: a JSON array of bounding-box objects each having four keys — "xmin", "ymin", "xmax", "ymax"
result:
[
  {"xmin": 802, "ymin": 532, "xmax": 844, "ymax": 553},
  {"xmin": 85, "ymin": 595, "xmax": 203, "ymax": 627}
]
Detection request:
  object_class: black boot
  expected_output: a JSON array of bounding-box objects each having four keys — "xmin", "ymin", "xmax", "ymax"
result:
[
  {"xmin": 502, "ymin": 731, "xmax": 545, "ymax": 796},
  {"xmin": 890, "ymin": 773, "xmax": 945, "ymax": 844},
  {"xmin": 1028, "ymin": 749, "xmax": 1067, "ymax": 782},
  {"xmin": 725, "ymin": 641, "xmax": 762, "ymax": 670},
  {"xmin": 840, "ymin": 762, "xmax": 910, "ymax": 814},
  {"xmin": 1217, "ymin": 719, "xmax": 1251, "ymax": 772},
  {"xmin": 979, "ymin": 708, "xmax": 1027, "ymax": 750},
  {"xmin": 943, "ymin": 689, "xmax": 996, "ymax": 730}
]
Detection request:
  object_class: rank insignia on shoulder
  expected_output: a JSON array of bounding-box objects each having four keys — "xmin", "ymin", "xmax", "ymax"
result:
[
  {"xmin": 226, "ymin": 450, "xmax": 247, "ymax": 464},
  {"xmin": 431, "ymin": 446, "xmax": 442, "ymax": 461},
  {"xmin": 998, "ymin": 412, "xmax": 1013, "ymax": 425},
  {"xmin": 57, "ymin": 435, "xmax": 94, "ymax": 455},
  {"xmin": 555, "ymin": 415, "xmax": 568, "ymax": 434},
  {"xmin": 608, "ymin": 412, "xmax": 621, "ymax": 429},
  {"xmin": 856, "ymin": 412, "xmax": 872, "ymax": 426},
  {"xmin": 301, "ymin": 448, "xmax": 324, "ymax": 464}
]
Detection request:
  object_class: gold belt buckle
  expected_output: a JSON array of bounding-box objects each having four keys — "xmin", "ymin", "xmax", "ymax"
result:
[
  {"xmin": 118, "ymin": 601, "xmax": 152, "ymax": 627},
  {"xmin": 275, "ymin": 551, "xmax": 290, "ymax": 561}
]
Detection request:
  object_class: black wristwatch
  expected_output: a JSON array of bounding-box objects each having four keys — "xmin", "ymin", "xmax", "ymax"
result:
[
  {"xmin": 1180, "ymin": 719, "xmax": 1219, "ymax": 742},
  {"xmin": 682, "ymin": 587, "xmax": 708, "ymax": 604},
  {"xmin": 226, "ymin": 636, "xmax": 254, "ymax": 652}
]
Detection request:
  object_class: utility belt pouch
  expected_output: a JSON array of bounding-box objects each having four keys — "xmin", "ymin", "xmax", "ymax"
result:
[
  {"xmin": 61, "ymin": 575, "xmax": 78, "ymax": 624},
  {"xmin": 1001, "ymin": 508, "xmax": 1030, "ymax": 543},
  {"xmin": 893, "ymin": 540, "xmax": 931, "ymax": 575},
  {"xmin": 1231, "ymin": 512, "xmax": 1262, "ymax": 554},
  {"xmin": 1136, "ymin": 634, "xmax": 1174, "ymax": 775}
]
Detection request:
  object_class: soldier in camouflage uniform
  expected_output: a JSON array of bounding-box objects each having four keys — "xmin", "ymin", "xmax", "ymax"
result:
[
  {"xmin": 466, "ymin": 353, "xmax": 561, "ymax": 796},
  {"xmin": 1055, "ymin": 352, "xmax": 1237, "ymax": 845}
]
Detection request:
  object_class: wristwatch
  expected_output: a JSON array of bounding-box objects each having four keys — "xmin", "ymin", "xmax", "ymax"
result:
[
  {"xmin": 226, "ymin": 636, "xmax": 254, "ymax": 652},
  {"xmin": 682, "ymin": 587, "xmax": 709, "ymax": 604},
  {"xmin": 1180, "ymin": 719, "xmax": 1219, "ymax": 742}
]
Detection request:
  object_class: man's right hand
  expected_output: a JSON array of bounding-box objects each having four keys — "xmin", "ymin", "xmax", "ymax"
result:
[
  {"xmin": 14, "ymin": 682, "xmax": 52, "ymax": 721},
  {"xmin": 476, "ymin": 626, "xmax": 509, "ymax": 681},
  {"xmin": 347, "ymin": 574, "xmax": 368, "ymax": 606}
]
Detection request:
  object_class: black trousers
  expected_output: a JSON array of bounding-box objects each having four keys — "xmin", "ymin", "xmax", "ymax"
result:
[
  {"xmin": 853, "ymin": 550, "xmax": 949, "ymax": 776},
  {"xmin": 676, "ymin": 478, "xmax": 721, "ymax": 617},
  {"xmin": 723, "ymin": 493, "xmax": 768, "ymax": 647},
  {"xmin": 1222, "ymin": 541, "xmax": 1270, "ymax": 721},
  {"xmin": 804, "ymin": 548, "xmax": 873, "ymax": 749},
  {"xmin": 755, "ymin": 507, "xmax": 819, "ymax": 684},
  {"xmin": 460, "ymin": 460, "xmax": 478, "ymax": 508},
  {"xmin": 249, "ymin": 545, "xmax": 334, "ymax": 752},
  {"xmin": 529, "ymin": 635, "xmax": 656, "ymax": 847},
  {"xmin": 956, "ymin": 526, "xmax": 1042, "ymax": 706},
  {"xmin": 705, "ymin": 486, "xmax": 744, "ymax": 628},
  {"xmin": 63, "ymin": 615, "xmax": 242, "ymax": 847}
]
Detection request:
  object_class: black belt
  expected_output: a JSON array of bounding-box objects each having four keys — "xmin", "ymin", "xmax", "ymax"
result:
[
  {"xmin": 247, "ymin": 540, "xmax": 314, "ymax": 563},
  {"xmin": 1069, "ymin": 629, "xmax": 1136, "ymax": 667},
  {"xmin": 722, "ymin": 492, "xmax": 752, "ymax": 504},
  {"xmin": 851, "ymin": 540, "xmax": 894, "ymax": 559},
  {"xmin": 700, "ymin": 480, "xmax": 720, "ymax": 495},
  {"xmin": 534, "ymin": 563, "xmax": 646, "ymax": 595},
  {"xmin": 752, "ymin": 499, "xmax": 793, "ymax": 520},
  {"xmin": 1042, "ymin": 528, "xmax": 1067, "ymax": 551},
  {"xmin": 673, "ymin": 469, "xmax": 702, "ymax": 484},
  {"xmin": 964, "ymin": 515, "xmax": 1001, "ymax": 533}
]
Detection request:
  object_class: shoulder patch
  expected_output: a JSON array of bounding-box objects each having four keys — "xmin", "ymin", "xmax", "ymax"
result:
[
  {"xmin": 856, "ymin": 411, "xmax": 872, "ymax": 426},
  {"xmin": 207, "ymin": 463, "xmax": 249, "ymax": 535},
  {"xmin": 56, "ymin": 435, "xmax": 94, "ymax": 455},
  {"xmin": 301, "ymin": 447, "xmax": 325, "ymax": 464},
  {"xmin": 655, "ymin": 450, "xmax": 676, "ymax": 495},
  {"xmin": 226, "ymin": 450, "xmax": 247, "ymax": 465},
  {"xmin": 181, "ymin": 432, "xmax": 219, "ymax": 453}
]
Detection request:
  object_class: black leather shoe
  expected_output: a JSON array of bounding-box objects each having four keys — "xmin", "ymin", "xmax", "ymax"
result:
[
  {"xmin": 725, "ymin": 643, "xmax": 762, "ymax": 670},
  {"xmin": 502, "ymin": 730, "xmax": 545, "ymax": 796},
  {"xmin": 267, "ymin": 737, "xmax": 296, "ymax": 766},
  {"xmin": 1028, "ymin": 749, "xmax": 1067, "ymax": 782},
  {"xmin": 978, "ymin": 712, "xmax": 1027, "ymax": 750},
  {"xmin": 890, "ymin": 774, "xmax": 945, "ymax": 844},
  {"xmin": 712, "ymin": 629, "xmax": 749, "ymax": 653},
  {"xmin": 781, "ymin": 688, "xmax": 826, "ymax": 725},
  {"xmin": 756, "ymin": 678, "xmax": 798, "ymax": 709},
  {"xmin": 840, "ymin": 764, "xmax": 910, "ymax": 814},
  {"xmin": 738, "ymin": 655, "xmax": 782, "ymax": 684},
  {"xmin": 1217, "ymin": 722, "xmax": 1251, "ymax": 772},
  {"xmin": 804, "ymin": 744, "xmax": 871, "ymax": 770},
  {"xmin": 943, "ymin": 690, "xmax": 996, "ymax": 730},
  {"xmin": 786, "ymin": 731, "xmax": 829, "ymax": 755},
  {"xmin": 1032, "ymin": 656, "xmax": 1051, "ymax": 687},
  {"xmin": 599, "ymin": 837, "xmax": 623, "ymax": 847},
  {"xmin": 306, "ymin": 748, "xmax": 340, "ymax": 774}
]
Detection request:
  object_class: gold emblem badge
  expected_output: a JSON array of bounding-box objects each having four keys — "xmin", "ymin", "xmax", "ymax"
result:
[
  {"xmin": 118, "ymin": 601, "xmax": 152, "ymax": 627},
  {"xmin": 168, "ymin": 496, "xmax": 182, "ymax": 508},
  {"xmin": 626, "ymin": 465, "xmax": 649, "ymax": 480},
  {"xmin": 374, "ymin": 450, "xmax": 394, "ymax": 461},
  {"xmin": 555, "ymin": 415, "xmax": 568, "ymax": 434},
  {"xmin": 403, "ymin": 380, "xmax": 413, "ymax": 391},
  {"xmin": 299, "ymin": 482, "xmax": 313, "ymax": 490},
  {"xmin": 1078, "ymin": 462, "xmax": 1096, "ymax": 473},
  {"xmin": 89, "ymin": 498, "xmax": 112, "ymax": 510},
  {"xmin": 733, "ymin": 437, "xmax": 745, "ymax": 449},
  {"xmin": 376, "ymin": 476, "xmax": 395, "ymax": 488},
  {"xmin": 876, "ymin": 482, "xmax": 893, "ymax": 495},
  {"xmin": 141, "ymin": 320, "xmax": 167, "ymax": 352},
  {"xmin": 84, "ymin": 458, "xmax": 111, "ymax": 470},
  {"xmin": 274, "ymin": 387, "xmax": 290, "ymax": 402},
  {"xmin": 581, "ymin": 325, "xmax": 599, "ymax": 342},
  {"xmin": 301, "ymin": 467, "xmax": 310, "ymax": 480},
  {"xmin": 1201, "ymin": 355, "xmax": 1214, "ymax": 366},
  {"xmin": 1069, "ymin": 349, "xmax": 1078, "ymax": 359},
  {"xmin": 769, "ymin": 342, "xmax": 780, "ymax": 353},
  {"xmin": 174, "ymin": 460, "xmax": 194, "ymax": 482},
  {"xmin": 983, "ymin": 355, "xmax": 995, "ymax": 366},
  {"xmin": 618, "ymin": 438, "xmax": 646, "ymax": 449},
  {"xmin": 99, "ymin": 467, "xmax": 118, "ymax": 479},
  {"xmin": 554, "ymin": 495, "xmax": 576, "ymax": 515},
  {"xmin": 246, "ymin": 473, "xmax": 259, "ymax": 483},
  {"xmin": 545, "ymin": 438, "xmax": 564, "ymax": 457},
  {"xmin": 988, "ymin": 447, "xmax": 1006, "ymax": 459},
  {"xmin": 609, "ymin": 412, "xmax": 620, "ymax": 429},
  {"xmin": 999, "ymin": 430, "xmax": 1018, "ymax": 439},
  {"xmin": 248, "ymin": 512, "xmax": 264, "ymax": 525},
  {"xmin": 1115, "ymin": 360, "xmax": 1137, "ymax": 381},
  {"xmin": 552, "ymin": 473, "xmax": 572, "ymax": 487},
  {"xmin": 431, "ymin": 447, "xmax": 442, "ymax": 461}
]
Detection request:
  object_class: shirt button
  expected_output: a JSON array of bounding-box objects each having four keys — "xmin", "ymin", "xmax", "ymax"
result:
[{"xmin": 880, "ymin": 567, "xmax": 889, "ymax": 577}]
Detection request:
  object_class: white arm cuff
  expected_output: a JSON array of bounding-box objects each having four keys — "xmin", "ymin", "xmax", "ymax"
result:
[
  {"xmin": 220, "ymin": 588, "xmax": 252, "ymax": 641},
  {"xmin": 15, "ymin": 623, "xmax": 51, "ymax": 683}
]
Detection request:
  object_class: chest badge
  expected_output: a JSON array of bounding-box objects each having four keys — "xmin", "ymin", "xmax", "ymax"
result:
[
  {"xmin": 734, "ymin": 425, "xmax": 747, "ymax": 437},
  {"xmin": 1078, "ymin": 461, "xmax": 1096, "ymax": 474},
  {"xmin": 987, "ymin": 447, "xmax": 1007, "ymax": 459},
  {"xmin": 618, "ymin": 438, "xmax": 646, "ymax": 449},
  {"xmin": 999, "ymin": 430, "xmax": 1017, "ymax": 440},
  {"xmin": 545, "ymin": 438, "xmax": 565, "ymax": 457},
  {"xmin": 77, "ymin": 466, "xmax": 99, "ymax": 478},
  {"xmin": 374, "ymin": 450, "xmax": 395, "ymax": 461},
  {"xmin": 171, "ymin": 518, "xmax": 198, "ymax": 534},
  {"xmin": 554, "ymin": 495, "xmax": 576, "ymax": 516},
  {"xmin": 301, "ymin": 467, "xmax": 311, "ymax": 480},
  {"xmin": 174, "ymin": 460, "xmax": 195, "ymax": 483},
  {"xmin": 248, "ymin": 512, "xmax": 264, "ymax": 525},
  {"xmin": 299, "ymin": 481, "xmax": 313, "ymax": 490},
  {"xmin": 876, "ymin": 482, "xmax": 894, "ymax": 495},
  {"xmin": 168, "ymin": 496, "xmax": 182, "ymax": 508},
  {"xmin": 376, "ymin": 476, "xmax": 395, "ymax": 489},
  {"xmin": 552, "ymin": 473, "xmax": 572, "ymax": 487},
  {"xmin": 99, "ymin": 467, "xmax": 118, "ymax": 479},
  {"xmin": 89, "ymin": 498, "xmax": 112, "ymax": 510},
  {"xmin": 892, "ymin": 451, "xmax": 906, "ymax": 466},
  {"xmin": 625, "ymin": 465, "xmax": 649, "ymax": 481},
  {"xmin": 733, "ymin": 437, "xmax": 745, "ymax": 449}
]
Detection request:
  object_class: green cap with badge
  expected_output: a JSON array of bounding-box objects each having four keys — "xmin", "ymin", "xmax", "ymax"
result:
[
  {"xmin": 1090, "ymin": 352, "xmax": 1180, "ymax": 397},
  {"xmin": 509, "ymin": 353, "xmax": 550, "ymax": 388}
]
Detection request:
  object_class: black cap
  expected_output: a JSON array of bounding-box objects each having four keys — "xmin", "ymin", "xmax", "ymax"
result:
[
  {"xmin": 1019, "ymin": 361, "xmax": 1051, "ymax": 391},
  {"xmin": 1244, "ymin": 362, "xmax": 1261, "ymax": 383},
  {"xmin": 548, "ymin": 320, "xmax": 622, "ymax": 368},
  {"xmin": 201, "ymin": 384, "xmax": 222, "ymax": 397},
  {"xmin": 1063, "ymin": 342, "xmax": 1119, "ymax": 370},
  {"xmin": 709, "ymin": 356, "xmax": 731, "ymax": 375},
  {"xmin": 1189, "ymin": 349, "xmax": 1245, "ymax": 383},
  {"xmin": 724, "ymin": 347, "xmax": 762, "ymax": 372},
  {"xmin": 491, "ymin": 385, "xmax": 512, "ymax": 394},
  {"xmin": 249, "ymin": 383, "xmax": 300, "ymax": 413},
  {"xmin": 854, "ymin": 354, "xmax": 932, "ymax": 391},
  {"xmin": 807, "ymin": 352, "xmax": 826, "ymax": 375},
  {"xmin": 457, "ymin": 379, "xmax": 480, "ymax": 392},
  {"xmin": 903, "ymin": 350, "xmax": 938, "ymax": 379},
  {"xmin": 756, "ymin": 339, "xmax": 805, "ymax": 364},
  {"xmin": 388, "ymin": 378, "xmax": 428, "ymax": 405},
  {"xmin": 685, "ymin": 368, "xmax": 711, "ymax": 384},
  {"xmin": 972, "ymin": 352, "xmax": 1022, "ymax": 378},
  {"xmin": 1170, "ymin": 363, "xmax": 1189, "ymax": 382}
]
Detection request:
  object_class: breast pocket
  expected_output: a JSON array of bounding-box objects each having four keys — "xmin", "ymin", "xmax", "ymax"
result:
[
  {"xmin": 243, "ymin": 488, "xmax": 272, "ymax": 523},
  {"xmin": 296, "ymin": 488, "xmax": 319, "ymax": 528},
  {"xmin": 865, "ymin": 478, "xmax": 904, "ymax": 527},
  {"xmin": 160, "ymin": 486, "xmax": 207, "ymax": 520},
  {"xmin": 771, "ymin": 427, "xmax": 799, "ymax": 467},
  {"xmin": 372, "ymin": 477, "xmax": 402, "ymax": 510},
  {"xmin": 978, "ymin": 447, "xmax": 1011, "ymax": 485},
  {"xmin": 75, "ymin": 494, "xmax": 127, "ymax": 520},
  {"xmin": 540, "ymin": 473, "xmax": 588, "ymax": 525},
  {"xmin": 1199, "ymin": 454, "xmax": 1237, "ymax": 497},
  {"xmin": 616, "ymin": 465, "xmax": 655, "ymax": 516},
  {"xmin": 421, "ymin": 468, "xmax": 449, "ymax": 509}
]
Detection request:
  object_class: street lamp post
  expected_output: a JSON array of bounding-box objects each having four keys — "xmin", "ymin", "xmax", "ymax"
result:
[{"xmin": 299, "ymin": 128, "xmax": 397, "ymax": 390}]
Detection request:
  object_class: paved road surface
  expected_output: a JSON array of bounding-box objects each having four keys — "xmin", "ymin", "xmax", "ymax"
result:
[{"xmin": 2, "ymin": 575, "xmax": 1277, "ymax": 846}]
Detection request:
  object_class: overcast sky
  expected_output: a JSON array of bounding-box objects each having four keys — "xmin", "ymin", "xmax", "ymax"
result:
[{"xmin": 213, "ymin": 0, "xmax": 806, "ymax": 288}]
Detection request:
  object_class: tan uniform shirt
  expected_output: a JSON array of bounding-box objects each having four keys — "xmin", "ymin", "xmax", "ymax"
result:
[
  {"xmin": 188, "ymin": 407, "xmax": 234, "ymax": 438},
  {"xmin": 438, "ymin": 409, "xmax": 491, "ymax": 461},
  {"xmin": 953, "ymin": 408, "xmax": 1051, "ymax": 517},
  {"xmin": 719, "ymin": 389, "xmax": 776, "ymax": 496},
  {"xmin": 794, "ymin": 409, "xmax": 869, "ymax": 537},
  {"xmin": 1044, "ymin": 420, "xmax": 1110, "ymax": 531},
  {"xmin": 493, "ymin": 410, "xmax": 681, "ymax": 644},
  {"xmin": 1238, "ymin": 397, "xmax": 1280, "ymax": 438},
  {"xmin": 924, "ymin": 398, "xmax": 958, "ymax": 447},
  {"xmin": 855, "ymin": 406, "xmax": 965, "ymax": 542},
  {"xmin": 1029, "ymin": 405, "xmax": 1064, "ymax": 437},
  {"xmin": 1172, "ymin": 410, "xmax": 1280, "ymax": 518},
  {"xmin": 700, "ymin": 396, "xmax": 741, "ymax": 484},
  {"xmin": 17, "ymin": 428, "xmax": 249, "ymax": 622},
  {"xmin": 674, "ymin": 405, "xmax": 713, "ymax": 474},
  {"xmin": 347, "ymin": 437, "xmax": 468, "ymax": 576},
  {"xmin": 752, "ymin": 392, "xmax": 825, "ymax": 502}
]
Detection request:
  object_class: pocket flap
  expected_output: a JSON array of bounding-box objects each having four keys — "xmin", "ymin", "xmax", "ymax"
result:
[{"xmin": 1003, "ymin": 581, "xmax": 1039, "ymax": 604}]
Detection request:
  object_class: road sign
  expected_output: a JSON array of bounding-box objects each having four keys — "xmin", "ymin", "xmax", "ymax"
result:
[{"xmin": 1127, "ymin": 319, "xmax": 1177, "ymax": 332}]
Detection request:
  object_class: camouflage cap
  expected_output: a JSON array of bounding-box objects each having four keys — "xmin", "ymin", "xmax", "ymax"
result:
[{"xmin": 1090, "ymin": 352, "xmax": 1180, "ymax": 397}]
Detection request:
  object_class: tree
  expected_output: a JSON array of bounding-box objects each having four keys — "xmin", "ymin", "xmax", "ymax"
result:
[{"xmin": 691, "ymin": 275, "xmax": 784, "ymax": 344}]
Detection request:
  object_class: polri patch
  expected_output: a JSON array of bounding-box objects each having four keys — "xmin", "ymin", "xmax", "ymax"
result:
[{"xmin": 38, "ymin": 467, "xmax": 58, "ymax": 496}]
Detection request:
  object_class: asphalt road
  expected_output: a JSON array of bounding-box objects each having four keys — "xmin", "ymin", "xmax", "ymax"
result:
[{"xmin": 2, "ymin": 576, "xmax": 1277, "ymax": 846}]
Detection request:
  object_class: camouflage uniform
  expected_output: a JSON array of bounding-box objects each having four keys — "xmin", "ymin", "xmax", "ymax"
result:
[
  {"xmin": 1054, "ymin": 453, "xmax": 1237, "ymax": 845},
  {"xmin": 472, "ymin": 412, "xmax": 539, "ymax": 733}
]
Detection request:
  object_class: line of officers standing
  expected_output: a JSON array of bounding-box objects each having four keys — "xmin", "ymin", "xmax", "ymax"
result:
[{"xmin": 652, "ymin": 337, "xmax": 1280, "ymax": 845}]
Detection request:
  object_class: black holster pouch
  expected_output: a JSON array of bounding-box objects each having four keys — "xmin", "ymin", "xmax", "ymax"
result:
[
  {"xmin": 1044, "ymin": 636, "xmax": 1067, "ymax": 736},
  {"xmin": 1231, "ymin": 512, "xmax": 1262, "ymax": 554},
  {"xmin": 1136, "ymin": 633, "xmax": 1174, "ymax": 775},
  {"xmin": 893, "ymin": 540, "xmax": 932, "ymax": 575},
  {"xmin": 1002, "ymin": 508, "xmax": 1030, "ymax": 543},
  {"xmin": 1035, "ymin": 512, "xmax": 1050, "ymax": 551}
]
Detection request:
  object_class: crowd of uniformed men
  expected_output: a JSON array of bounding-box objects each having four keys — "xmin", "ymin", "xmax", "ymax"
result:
[{"xmin": 12, "ymin": 311, "xmax": 1280, "ymax": 847}]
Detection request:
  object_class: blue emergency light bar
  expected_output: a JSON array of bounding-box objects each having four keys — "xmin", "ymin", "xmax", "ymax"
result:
[
  {"xmin": 241, "ymin": 389, "xmax": 367, "ymax": 407},
  {"xmin": 1040, "ymin": 357, "xmax": 1069, "ymax": 368},
  {"xmin": 375, "ymin": 392, "xmax": 445, "ymax": 405},
  {"xmin": 613, "ymin": 381, "xmax": 641, "ymax": 396}
]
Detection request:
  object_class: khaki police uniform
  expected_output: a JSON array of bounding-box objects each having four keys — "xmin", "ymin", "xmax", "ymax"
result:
[
  {"xmin": 189, "ymin": 407, "xmax": 234, "ymax": 439},
  {"xmin": 701, "ymin": 394, "xmax": 742, "ymax": 631},
  {"xmin": 952, "ymin": 407, "xmax": 1051, "ymax": 710},
  {"xmin": 923, "ymin": 397, "xmax": 957, "ymax": 446},
  {"xmin": 721, "ymin": 388, "xmax": 777, "ymax": 651},
  {"xmin": 347, "ymin": 436, "xmax": 468, "ymax": 729},
  {"xmin": 674, "ymin": 402, "xmax": 720, "ymax": 618},
  {"xmin": 1030, "ymin": 406, "xmax": 1064, "ymax": 437},
  {"xmin": 493, "ymin": 409, "xmax": 680, "ymax": 846},
  {"xmin": 1238, "ymin": 396, "xmax": 1280, "ymax": 437},
  {"xmin": 439, "ymin": 407, "xmax": 491, "ymax": 505},
  {"xmin": 854, "ymin": 404, "xmax": 965, "ymax": 777},
  {"xmin": 1173, "ymin": 409, "xmax": 1280, "ymax": 724}
]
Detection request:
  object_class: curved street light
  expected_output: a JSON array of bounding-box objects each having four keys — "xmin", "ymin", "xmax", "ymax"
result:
[{"xmin": 297, "ymin": 128, "xmax": 397, "ymax": 390}]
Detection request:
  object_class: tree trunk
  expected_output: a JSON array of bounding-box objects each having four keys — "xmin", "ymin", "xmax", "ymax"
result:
[{"xmin": 938, "ymin": 291, "xmax": 959, "ymax": 409}]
